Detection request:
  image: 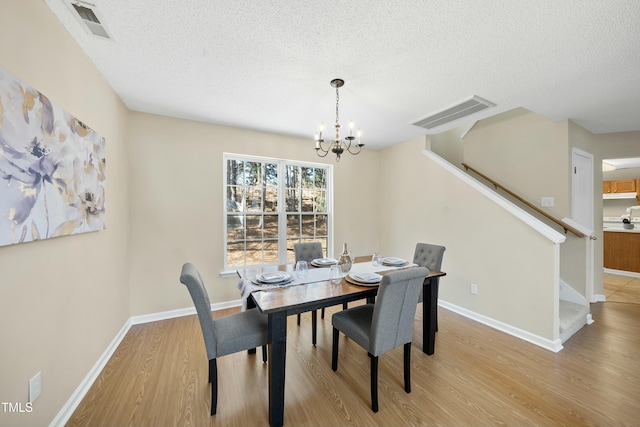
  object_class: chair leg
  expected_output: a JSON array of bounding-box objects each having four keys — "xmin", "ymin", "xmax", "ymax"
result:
[
  {"xmin": 321, "ymin": 307, "xmax": 325, "ymax": 319},
  {"xmin": 370, "ymin": 354, "xmax": 379, "ymax": 412},
  {"xmin": 262, "ymin": 345, "xmax": 268, "ymax": 363},
  {"xmin": 312, "ymin": 310, "xmax": 317, "ymax": 346},
  {"xmin": 331, "ymin": 328, "xmax": 339, "ymax": 371},
  {"xmin": 342, "ymin": 302, "xmax": 348, "ymax": 310},
  {"xmin": 209, "ymin": 358, "xmax": 217, "ymax": 415},
  {"xmin": 404, "ymin": 343, "xmax": 411, "ymax": 393},
  {"xmin": 297, "ymin": 313, "xmax": 301, "ymax": 325}
]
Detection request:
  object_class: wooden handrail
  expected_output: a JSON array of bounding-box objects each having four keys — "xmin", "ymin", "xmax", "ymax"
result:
[{"xmin": 462, "ymin": 163, "xmax": 585, "ymax": 238}]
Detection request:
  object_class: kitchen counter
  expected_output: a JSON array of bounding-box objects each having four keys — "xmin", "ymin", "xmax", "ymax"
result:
[
  {"xmin": 603, "ymin": 227, "xmax": 640, "ymax": 233},
  {"xmin": 604, "ymin": 230, "xmax": 640, "ymax": 273}
]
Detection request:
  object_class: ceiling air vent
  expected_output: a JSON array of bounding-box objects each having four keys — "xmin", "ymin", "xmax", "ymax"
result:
[
  {"xmin": 412, "ymin": 96, "xmax": 495, "ymax": 130},
  {"xmin": 69, "ymin": 1, "xmax": 111, "ymax": 39}
]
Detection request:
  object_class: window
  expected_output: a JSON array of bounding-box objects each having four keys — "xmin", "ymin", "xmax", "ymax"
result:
[{"xmin": 224, "ymin": 154, "xmax": 332, "ymax": 270}]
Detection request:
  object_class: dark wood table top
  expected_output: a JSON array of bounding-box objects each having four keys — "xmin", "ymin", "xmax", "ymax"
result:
[{"xmin": 249, "ymin": 256, "xmax": 445, "ymax": 314}]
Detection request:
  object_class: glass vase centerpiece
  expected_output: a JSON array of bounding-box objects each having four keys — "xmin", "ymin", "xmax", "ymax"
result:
[{"xmin": 339, "ymin": 243, "xmax": 353, "ymax": 273}]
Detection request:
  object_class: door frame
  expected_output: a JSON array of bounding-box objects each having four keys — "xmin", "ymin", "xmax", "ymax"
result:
[{"xmin": 571, "ymin": 147, "xmax": 595, "ymax": 302}]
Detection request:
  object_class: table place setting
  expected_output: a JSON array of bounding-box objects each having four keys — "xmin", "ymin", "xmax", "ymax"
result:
[
  {"xmin": 310, "ymin": 257, "xmax": 339, "ymax": 267},
  {"xmin": 238, "ymin": 253, "xmax": 421, "ymax": 308},
  {"xmin": 251, "ymin": 271, "xmax": 294, "ymax": 286},
  {"xmin": 381, "ymin": 256, "xmax": 410, "ymax": 267},
  {"xmin": 345, "ymin": 272, "xmax": 382, "ymax": 286}
]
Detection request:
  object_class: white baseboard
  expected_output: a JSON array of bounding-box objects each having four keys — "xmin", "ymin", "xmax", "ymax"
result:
[
  {"xmin": 50, "ymin": 299, "xmax": 243, "ymax": 426},
  {"xmin": 130, "ymin": 299, "xmax": 243, "ymax": 324},
  {"xmin": 439, "ymin": 300, "xmax": 563, "ymax": 353},
  {"xmin": 604, "ymin": 268, "xmax": 640, "ymax": 278},
  {"xmin": 591, "ymin": 294, "xmax": 606, "ymax": 303},
  {"xmin": 49, "ymin": 318, "xmax": 132, "ymax": 427}
]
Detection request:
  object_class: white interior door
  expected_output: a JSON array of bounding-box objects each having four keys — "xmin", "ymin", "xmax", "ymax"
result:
[
  {"xmin": 572, "ymin": 148, "xmax": 595, "ymax": 302},
  {"xmin": 572, "ymin": 149, "xmax": 594, "ymax": 230}
]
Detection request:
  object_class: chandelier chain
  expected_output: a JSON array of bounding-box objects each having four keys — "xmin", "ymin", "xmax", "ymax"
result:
[{"xmin": 335, "ymin": 85, "xmax": 340, "ymax": 125}]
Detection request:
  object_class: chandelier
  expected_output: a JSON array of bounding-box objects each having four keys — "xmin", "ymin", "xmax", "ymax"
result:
[{"xmin": 314, "ymin": 79, "xmax": 364, "ymax": 161}]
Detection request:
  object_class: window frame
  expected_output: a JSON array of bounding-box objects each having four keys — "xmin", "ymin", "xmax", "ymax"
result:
[{"xmin": 222, "ymin": 153, "xmax": 333, "ymax": 275}]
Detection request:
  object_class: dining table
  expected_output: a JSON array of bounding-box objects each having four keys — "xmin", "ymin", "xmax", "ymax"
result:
[{"xmin": 238, "ymin": 255, "xmax": 446, "ymax": 427}]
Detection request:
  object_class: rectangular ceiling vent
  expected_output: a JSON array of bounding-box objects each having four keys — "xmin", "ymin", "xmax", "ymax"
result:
[
  {"xmin": 69, "ymin": 1, "xmax": 111, "ymax": 39},
  {"xmin": 412, "ymin": 96, "xmax": 496, "ymax": 130}
]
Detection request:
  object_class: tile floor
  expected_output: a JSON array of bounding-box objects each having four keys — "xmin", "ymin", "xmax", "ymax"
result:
[{"xmin": 603, "ymin": 273, "xmax": 640, "ymax": 304}]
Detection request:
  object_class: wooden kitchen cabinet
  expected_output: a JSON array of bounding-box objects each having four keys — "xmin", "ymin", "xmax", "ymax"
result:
[
  {"xmin": 603, "ymin": 179, "xmax": 636, "ymax": 194},
  {"xmin": 613, "ymin": 179, "xmax": 636, "ymax": 193},
  {"xmin": 604, "ymin": 231, "xmax": 640, "ymax": 273}
]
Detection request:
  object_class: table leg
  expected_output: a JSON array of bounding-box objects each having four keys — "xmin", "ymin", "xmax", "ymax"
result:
[
  {"xmin": 248, "ymin": 296, "xmax": 258, "ymax": 355},
  {"xmin": 312, "ymin": 310, "xmax": 317, "ymax": 346},
  {"xmin": 268, "ymin": 312, "xmax": 287, "ymax": 427},
  {"xmin": 422, "ymin": 278, "xmax": 439, "ymax": 355}
]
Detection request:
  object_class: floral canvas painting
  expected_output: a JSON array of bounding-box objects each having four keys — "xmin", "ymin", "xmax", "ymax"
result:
[{"xmin": 0, "ymin": 66, "xmax": 105, "ymax": 246}]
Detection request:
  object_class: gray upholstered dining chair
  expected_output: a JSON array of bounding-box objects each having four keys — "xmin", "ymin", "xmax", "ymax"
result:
[
  {"xmin": 331, "ymin": 267, "xmax": 429, "ymax": 412},
  {"xmin": 180, "ymin": 262, "xmax": 268, "ymax": 415},
  {"xmin": 294, "ymin": 242, "xmax": 324, "ymax": 345},
  {"xmin": 413, "ymin": 243, "xmax": 446, "ymax": 330}
]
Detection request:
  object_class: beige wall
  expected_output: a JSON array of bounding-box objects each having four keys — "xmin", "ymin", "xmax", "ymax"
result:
[
  {"xmin": 127, "ymin": 112, "xmax": 381, "ymax": 315},
  {"xmin": 464, "ymin": 108, "xmax": 571, "ymax": 218},
  {"xmin": 379, "ymin": 138, "xmax": 559, "ymax": 340},
  {"xmin": 596, "ymin": 131, "xmax": 640, "ymax": 158},
  {"xmin": 0, "ymin": 1, "xmax": 130, "ymax": 426},
  {"xmin": 429, "ymin": 125, "xmax": 466, "ymax": 168},
  {"xmin": 461, "ymin": 109, "xmax": 600, "ymax": 300}
]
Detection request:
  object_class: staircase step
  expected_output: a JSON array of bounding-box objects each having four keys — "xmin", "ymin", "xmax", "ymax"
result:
[{"xmin": 559, "ymin": 300, "xmax": 589, "ymax": 343}]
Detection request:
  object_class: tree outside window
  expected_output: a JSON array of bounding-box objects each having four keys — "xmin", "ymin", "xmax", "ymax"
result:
[{"xmin": 224, "ymin": 154, "xmax": 331, "ymax": 269}]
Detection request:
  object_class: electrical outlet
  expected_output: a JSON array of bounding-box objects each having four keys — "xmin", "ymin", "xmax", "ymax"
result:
[
  {"xmin": 541, "ymin": 197, "xmax": 554, "ymax": 207},
  {"xmin": 29, "ymin": 372, "xmax": 42, "ymax": 403},
  {"xmin": 470, "ymin": 283, "xmax": 478, "ymax": 295}
]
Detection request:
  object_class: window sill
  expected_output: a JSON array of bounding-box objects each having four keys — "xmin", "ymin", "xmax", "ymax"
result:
[{"xmin": 220, "ymin": 270, "xmax": 241, "ymax": 279}]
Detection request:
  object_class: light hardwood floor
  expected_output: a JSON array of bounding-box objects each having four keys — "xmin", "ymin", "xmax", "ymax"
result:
[{"xmin": 67, "ymin": 277, "xmax": 640, "ymax": 427}]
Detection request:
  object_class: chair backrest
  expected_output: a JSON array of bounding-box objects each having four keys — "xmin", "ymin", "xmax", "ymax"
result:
[
  {"xmin": 180, "ymin": 263, "xmax": 217, "ymax": 359},
  {"xmin": 370, "ymin": 267, "xmax": 429, "ymax": 356},
  {"xmin": 413, "ymin": 243, "xmax": 446, "ymax": 271},
  {"xmin": 294, "ymin": 241, "xmax": 324, "ymax": 262}
]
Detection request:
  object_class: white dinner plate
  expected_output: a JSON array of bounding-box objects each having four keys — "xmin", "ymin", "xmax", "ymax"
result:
[
  {"xmin": 346, "ymin": 273, "xmax": 381, "ymax": 287},
  {"xmin": 351, "ymin": 273, "xmax": 382, "ymax": 283},
  {"xmin": 311, "ymin": 258, "xmax": 338, "ymax": 267},
  {"xmin": 381, "ymin": 257, "xmax": 407, "ymax": 266},
  {"xmin": 256, "ymin": 272, "xmax": 291, "ymax": 283}
]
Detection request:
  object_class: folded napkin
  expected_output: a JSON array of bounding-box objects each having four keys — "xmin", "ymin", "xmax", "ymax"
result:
[{"xmin": 238, "ymin": 278, "xmax": 261, "ymax": 310}]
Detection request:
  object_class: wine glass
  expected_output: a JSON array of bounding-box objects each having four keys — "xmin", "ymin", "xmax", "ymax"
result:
[
  {"xmin": 372, "ymin": 252, "xmax": 381, "ymax": 267},
  {"xmin": 295, "ymin": 260, "xmax": 308, "ymax": 279},
  {"xmin": 330, "ymin": 264, "xmax": 342, "ymax": 284}
]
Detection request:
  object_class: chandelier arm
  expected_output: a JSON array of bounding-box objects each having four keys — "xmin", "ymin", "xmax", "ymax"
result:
[
  {"xmin": 346, "ymin": 143, "xmax": 362, "ymax": 155},
  {"xmin": 315, "ymin": 140, "xmax": 330, "ymax": 156}
]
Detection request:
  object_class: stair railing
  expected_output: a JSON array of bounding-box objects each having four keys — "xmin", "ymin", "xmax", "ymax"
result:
[{"xmin": 462, "ymin": 163, "xmax": 585, "ymax": 238}]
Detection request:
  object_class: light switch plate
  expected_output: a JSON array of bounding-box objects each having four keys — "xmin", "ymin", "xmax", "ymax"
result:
[
  {"xmin": 29, "ymin": 371, "xmax": 42, "ymax": 403},
  {"xmin": 541, "ymin": 197, "xmax": 554, "ymax": 207}
]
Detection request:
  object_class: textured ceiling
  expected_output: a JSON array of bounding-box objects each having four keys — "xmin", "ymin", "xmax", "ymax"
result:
[{"xmin": 44, "ymin": 0, "xmax": 640, "ymax": 149}]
